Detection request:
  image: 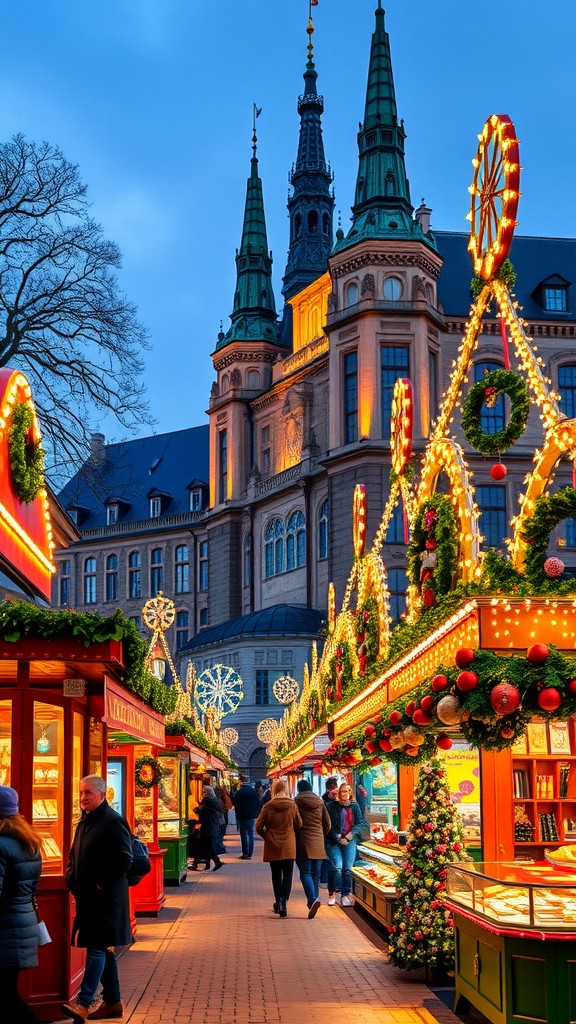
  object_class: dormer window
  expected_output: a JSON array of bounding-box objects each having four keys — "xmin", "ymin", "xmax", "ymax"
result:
[
  {"xmin": 190, "ymin": 489, "xmax": 202, "ymax": 512},
  {"xmin": 544, "ymin": 286, "xmax": 567, "ymax": 312},
  {"xmin": 106, "ymin": 504, "xmax": 118, "ymax": 526},
  {"xmin": 150, "ymin": 496, "xmax": 161, "ymax": 519}
]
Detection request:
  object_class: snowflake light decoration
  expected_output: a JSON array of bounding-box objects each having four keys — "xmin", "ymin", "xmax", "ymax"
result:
[
  {"xmin": 272, "ymin": 673, "xmax": 300, "ymax": 704},
  {"xmin": 195, "ymin": 664, "xmax": 244, "ymax": 720}
]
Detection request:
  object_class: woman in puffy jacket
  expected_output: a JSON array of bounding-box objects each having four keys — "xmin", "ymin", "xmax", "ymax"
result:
[
  {"xmin": 0, "ymin": 785, "xmax": 43, "ymax": 1023},
  {"xmin": 255, "ymin": 779, "xmax": 302, "ymax": 918}
]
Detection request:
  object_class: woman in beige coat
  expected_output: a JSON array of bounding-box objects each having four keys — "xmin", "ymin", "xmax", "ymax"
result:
[{"xmin": 255, "ymin": 779, "xmax": 302, "ymax": 918}]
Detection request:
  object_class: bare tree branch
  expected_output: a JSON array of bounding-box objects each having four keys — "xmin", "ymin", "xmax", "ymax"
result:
[{"xmin": 0, "ymin": 134, "xmax": 152, "ymax": 484}]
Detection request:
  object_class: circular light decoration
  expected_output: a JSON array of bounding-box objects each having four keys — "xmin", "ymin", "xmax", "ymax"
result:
[
  {"xmin": 272, "ymin": 673, "xmax": 300, "ymax": 704},
  {"xmin": 195, "ymin": 664, "xmax": 244, "ymax": 720},
  {"xmin": 353, "ymin": 484, "xmax": 367, "ymax": 559},
  {"xmin": 142, "ymin": 592, "xmax": 176, "ymax": 632},
  {"xmin": 257, "ymin": 717, "xmax": 281, "ymax": 744},
  {"xmin": 219, "ymin": 727, "xmax": 239, "ymax": 747},
  {"xmin": 390, "ymin": 378, "xmax": 413, "ymax": 477},
  {"xmin": 467, "ymin": 113, "xmax": 520, "ymax": 280}
]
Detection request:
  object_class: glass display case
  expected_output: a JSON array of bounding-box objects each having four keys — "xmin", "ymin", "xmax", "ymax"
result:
[
  {"xmin": 351, "ymin": 814, "xmax": 403, "ymax": 928},
  {"xmin": 157, "ymin": 751, "xmax": 189, "ymax": 884},
  {"xmin": 446, "ymin": 860, "xmax": 576, "ymax": 933},
  {"xmin": 33, "ymin": 701, "xmax": 64, "ymax": 874}
]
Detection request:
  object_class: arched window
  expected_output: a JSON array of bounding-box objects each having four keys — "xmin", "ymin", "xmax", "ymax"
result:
[
  {"xmin": 221, "ymin": 373, "xmax": 230, "ymax": 393},
  {"xmin": 474, "ymin": 361, "xmax": 505, "ymax": 434},
  {"xmin": 286, "ymin": 510, "xmax": 306, "ymax": 570},
  {"xmin": 105, "ymin": 553, "xmax": 118, "ymax": 602},
  {"xmin": 128, "ymin": 551, "xmax": 141, "ymax": 599},
  {"xmin": 307, "ymin": 210, "xmax": 318, "ymax": 234},
  {"xmin": 247, "ymin": 369, "xmax": 259, "ymax": 389},
  {"xmin": 346, "ymin": 282, "xmax": 359, "ymax": 306},
  {"xmin": 383, "ymin": 276, "xmax": 403, "ymax": 301},
  {"xmin": 318, "ymin": 499, "xmax": 329, "ymax": 560},
  {"xmin": 264, "ymin": 518, "xmax": 284, "ymax": 578},
  {"xmin": 175, "ymin": 545, "xmax": 189, "ymax": 594},
  {"xmin": 322, "ymin": 213, "xmax": 330, "ymax": 237},
  {"xmin": 385, "ymin": 171, "xmax": 395, "ymax": 196},
  {"xmin": 83, "ymin": 557, "xmax": 97, "ymax": 605},
  {"xmin": 425, "ymin": 283, "xmax": 434, "ymax": 304},
  {"xmin": 559, "ymin": 365, "xmax": 576, "ymax": 419},
  {"xmin": 244, "ymin": 533, "xmax": 252, "ymax": 587},
  {"xmin": 150, "ymin": 547, "xmax": 164, "ymax": 595}
]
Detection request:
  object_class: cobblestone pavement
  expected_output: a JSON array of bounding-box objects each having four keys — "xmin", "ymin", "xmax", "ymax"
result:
[{"xmin": 56, "ymin": 832, "xmax": 462, "ymax": 1024}]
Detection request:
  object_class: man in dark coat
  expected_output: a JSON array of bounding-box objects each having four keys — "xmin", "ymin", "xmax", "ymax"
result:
[
  {"xmin": 232, "ymin": 776, "xmax": 260, "ymax": 859},
  {"xmin": 62, "ymin": 775, "xmax": 133, "ymax": 1022}
]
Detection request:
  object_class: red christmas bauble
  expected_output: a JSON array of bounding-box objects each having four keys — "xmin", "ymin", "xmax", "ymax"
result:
[
  {"xmin": 568, "ymin": 679, "xmax": 576, "ymax": 695},
  {"xmin": 364, "ymin": 724, "xmax": 376, "ymax": 739},
  {"xmin": 538, "ymin": 687, "xmax": 562, "ymax": 712},
  {"xmin": 405, "ymin": 746, "xmax": 419, "ymax": 757},
  {"xmin": 378, "ymin": 738, "xmax": 392, "ymax": 752},
  {"xmin": 544, "ymin": 557, "xmax": 564, "ymax": 578},
  {"xmin": 389, "ymin": 710, "xmax": 402, "ymax": 726},
  {"xmin": 490, "ymin": 462, "xmax": 507, "ymax": 481},
  {"xmin": 368, "ymin": 756, "xmax": 381, "ymax": 766},
  {"xmin": 500, "ymin": 727, "xmax": 515, "ymax": 739},
  {"xmin": 425, "ymin": 539, "xmax": 438, "ymax": 550},
  {"xmin": 420, "ymin": 695, "xmax": 434, "ymax": 714},
  {"xmin": 527, "ymin": 643, "xmax": 549, "ymax": 664},
  {"xmin": 456, "ymin": 670, "xmax": 479, "ymax": 692},
  {"xmin": 345, "ymin": 738, "xmax": 355, "ymax": 748},
  {"xmin": 432, "ymin": 674, "xmax": 450, "ymax": 692},
  {"xmin": 490, "ymin": 682, "xmax": 521, "ymax": 716},
  {"xmin": 455, "ymin": 648, "xmax": 475, "ymax": 668},
  {"xmin": 405, "ymin": 701, "xmax": 416, "ymax": 718},
  {"xmin": 364, "ymin": 740, "xmax": 378, "ymax": 754},
  {"xmin": 413, "ymin": 709, "xmax": 432, "ymax": 726},
  {"xmin": 436, "ymin": 734, "xmax": 453, "ymax": 751}
]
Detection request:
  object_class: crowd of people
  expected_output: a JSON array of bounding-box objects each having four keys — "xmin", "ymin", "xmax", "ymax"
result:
[{"xmin": 0, "ymin": 772, "xmax": 368, "ymax": 1022}]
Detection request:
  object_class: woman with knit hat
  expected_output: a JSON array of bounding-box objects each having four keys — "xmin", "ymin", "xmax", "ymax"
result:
[
  {"xmin": 255, "ymin": 779, "xmax": 302, "ymax": 918},
  {"xmin": 0, "ymin": 784, "xmax": 43, "ymax": 1022}
]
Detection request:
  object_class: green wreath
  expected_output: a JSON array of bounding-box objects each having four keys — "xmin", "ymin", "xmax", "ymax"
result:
[
  {"xmin": 135, "ymin": 755, "xmax": 163, "ymax": 789},
  {"xmin": 407, "ymin": 495, "xmax": 458, "ymax": 598},
  {"xmin": 521, "ymin": 487, "xmax": 576, "ymax": 586},
  {"xmin": 8, "ymin": 402, "xmax": 45, "ymax": 503},
  {"xmin": 462, "ymin": 369, "xmax": 529, "ymax": 455}
]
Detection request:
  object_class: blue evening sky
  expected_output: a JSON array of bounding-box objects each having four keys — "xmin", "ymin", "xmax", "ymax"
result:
[{"xmin": 0, "ymin": 0, "xmax": 574, "ymax": 445}]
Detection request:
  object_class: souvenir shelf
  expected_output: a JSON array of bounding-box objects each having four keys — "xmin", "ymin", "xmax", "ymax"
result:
[
  {"xmin": 351, "ymin": 820, "xmax": 403, "ymax": 928},
  {"xmin": 510, "ymin": 718, "xmax": 576, "ymax": 858},
  {"xmin": 157, "ymin": 751, "xmax": 189, "ymax": 885},
  {"xmin": 445, "ymin": 861, "xmax": 576, "ymax": 1024}
]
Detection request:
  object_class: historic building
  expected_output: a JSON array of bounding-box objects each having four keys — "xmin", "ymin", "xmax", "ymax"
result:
[{"xmin": 54, "ymin": 5, "xmax": 576, "ymax": 776}]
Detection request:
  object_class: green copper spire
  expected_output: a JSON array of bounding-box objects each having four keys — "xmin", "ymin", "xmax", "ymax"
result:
[
  {"xmin": 217, "ymin": 116, "xmax": 278, "ymax": 349},
  {"xmin": 334, "ymin": 4, "xmax": 437, "ymax": 254}
]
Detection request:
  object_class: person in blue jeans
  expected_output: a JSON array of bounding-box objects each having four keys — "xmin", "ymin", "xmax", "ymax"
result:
[
  {"xmin": 320, "ymin": 778, "xmax": 339, "ymax": 889},
  {"xmin": 294, "ymin": 779, "xmax": 331, "ymax": 918},
  {"xmin": 231, "ymin": 776, "xmax": 260, "ymax": 859},
  {"xmin": 325, "ymin": 782, "xmax": 367, "ymax": 907}
]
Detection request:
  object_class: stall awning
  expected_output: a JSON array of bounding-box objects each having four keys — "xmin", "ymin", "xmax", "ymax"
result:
[{"xmin": 104, "ymin": 675, "xmax": 165, "ymax": 746}]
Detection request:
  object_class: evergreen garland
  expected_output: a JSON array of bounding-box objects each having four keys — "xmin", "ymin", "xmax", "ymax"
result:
[
  {"xmin": 521, "ymin": 487, "xmax": 576, "ymax": 587},
  {"xmin": 407, "ymin": 495, "xmax": 458, "ymax": 598},
  {"xmin": 8, "ymin": 402, "xmax": 45, "ymax": 503},
  {"xmin": 470, "ymin": 257, "xmax": 516, "ymax": 298},
  {"xmin": 387, "ymin": 759, "xmax": 467, "ymax": 973},
  {"xmin": 135, "ymin": 754, "xmax": 164, "ymax": 789},
  {"xmin": 462, "ymin": 369, "xmax": 529, "ymax": 455}
]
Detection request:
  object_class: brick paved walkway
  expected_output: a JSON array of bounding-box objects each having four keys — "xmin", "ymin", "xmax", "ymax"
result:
[{"xmin": 56, "ymin": 832, "xmax": 462, "ymax": 1024}]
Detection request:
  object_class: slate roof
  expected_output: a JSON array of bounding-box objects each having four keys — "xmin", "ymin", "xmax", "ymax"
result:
[
  {"xmin": 57, "ymin": 425, "xmax": 209, "ymax": 529},
  {"xmin": 435, "ymin": 231, "xmax": 576, "ymax": 321},
  {"xmin": 181, "ymin": 604, "xmax": 325, "ymax": 652}
]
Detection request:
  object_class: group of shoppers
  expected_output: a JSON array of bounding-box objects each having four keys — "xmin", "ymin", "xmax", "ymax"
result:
[{"xmin": 255, "ymin": 776, "xmax": 366, "ymax": 917}]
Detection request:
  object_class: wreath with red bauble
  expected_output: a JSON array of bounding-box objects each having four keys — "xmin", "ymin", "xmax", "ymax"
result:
[
  {"xmin": 521, "ymin": 487, "xmax": 576, "ymax": 590},
  {"xmin": 462, "ymin": 368, "xmax": 529, "ymax": 456}
]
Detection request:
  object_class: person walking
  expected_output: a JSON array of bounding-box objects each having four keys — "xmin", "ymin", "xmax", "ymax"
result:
[
  {"xmin": 214, "ymin": 783, "xmax": 233, "ymax": 837},
  {"xmin": 319, "ymin": 777, "xmax": 339, "ymax": 891},
  {"xmin": 190, "ymin": 785, "xmax": 224, "ymax": 871},
  {"xmin": 232, "ymin": 776, "xmax": 260, "ymax": 860},
  {"xmin": 61, "ymin": 775, "xmax": 133, "ymax": 1022},
  {"xmin": 325, "ymin": 782, "xmax": 367, "ymax": 907},
  {"xmin": 256, "ymin": 779, "xmax": 302, "ymax": 918},
  {"xmin": 0, "ymin": 785, "xmax": 43, "ymax": 1024},
  {"xmin": 294, "ymin": 779, "xmax": 330, "ymax": 919}
]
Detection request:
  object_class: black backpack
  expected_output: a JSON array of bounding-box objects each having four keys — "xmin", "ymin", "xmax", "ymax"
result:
[{"xmin": 127, "ymin": 834, "xmax": 151, "ymax": 887}]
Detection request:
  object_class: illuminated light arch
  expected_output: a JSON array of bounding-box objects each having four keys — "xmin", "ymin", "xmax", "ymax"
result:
[
  {"xmin": 416, "ymin": 437, "xmax": 481, "ymax": 589},
  {"xmin": 510, "ymin": 417, "xmax": 576, "ymax": 571}
]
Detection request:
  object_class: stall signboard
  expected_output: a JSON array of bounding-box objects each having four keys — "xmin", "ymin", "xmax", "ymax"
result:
[
  {"xmin": 439, "ymin": 740, "xmax": 481, "ymax": 844},
  {"xmin": 104, "ymin": 675, "xmax": 165, "ymax": 746},
  {"xmin": 313, "ymin": 733, "xmax": 331, "ymax": 753}
]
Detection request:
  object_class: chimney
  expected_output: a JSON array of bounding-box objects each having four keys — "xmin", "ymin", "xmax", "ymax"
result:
[
  {"xmin": 415, "ymin": 198, "xmax": 432, "ymax": 235},
  {"xmin": 89, "ymin": 432, "xmax": 105, "ymax": 466}
]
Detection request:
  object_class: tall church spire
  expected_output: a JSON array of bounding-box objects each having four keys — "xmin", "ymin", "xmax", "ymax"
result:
[
  {"xmin": 217, "ymin": 116, "xmax": 278, "ymax": 350},
  {"xmin": 281, "ymin": 12, "xmax": 334, "ymax": 314},
  {"xmin": 334, "ymin": 3, "xmax": 437, "ymax": 254}
]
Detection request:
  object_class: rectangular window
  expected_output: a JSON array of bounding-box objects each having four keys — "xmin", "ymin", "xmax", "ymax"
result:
[
  {"xmin": 219, "ymin": 430, "xmax": 228, "ymax": 503},
  {"xmin": 343, "ymin": 351, "xmax": 358, "ymax": 444},
  {"xmin": 428, "ymin": 350, "xmax": 438, "ymax": 426},
  {"xmin": 106, "ymin": 505, "xmax": 118, "ymax": 526},
  {"xmin": 199, "ymin": 607, "xmax": 208, "ymax": 626},
  {"xmin": 176, "ymin": 611, "xmax": 189, "ymax": 650},
  {"xmin": 59, "ymin": 561, "xmax": 71, "ymax": 607},
  {"xmin": 199, "ymin": 540, "xmax": 209, "ymax": 591},
  {"xmin": 190, "ymin": 490, "xmax": 202, "ymax": 512},
  {"xmin": 175, "ymin": 545, "xmax": 190, "ymax": 594},
  {"xmin": 474, "ymin": 360, "xmax": 505, "ymax": 433},
  {"xmin": 388, "ymin": 568, "xmax": 408, "ymax": 625},
  {"xmin": 567, "ymin": 519, "xmax": 576, "ymax": 548},
  {"xmin": 255, "ymin": 669, "xmax": 269, "ymax": 705},
  {"xmin": 150, "ymin": 497, "xmax": 161, "ymax": 519},
  {"xmin": 381, "ymin": 346, "xmax": 409, "ymax": 434},
  {"xmin": 105, "ymin": 569, "xmax": 118, "ymax": 602},
  {"xmin": 84, "ymin": 574, "xmax": 96, "ymax": 605},
  {"xmin": 477, "ymin": 485, "xmax": 507, "ymax": 549},
  {"xmin": 559, "ymin": 366, "xmax": 576, "ymax": 419},
  {"xmin": 385, "ymin": 503, "xmax": 405, "ymax": 544},
  {"xmin": 544, "ymin": 287, "xmax": 567, "ymax": 312}
]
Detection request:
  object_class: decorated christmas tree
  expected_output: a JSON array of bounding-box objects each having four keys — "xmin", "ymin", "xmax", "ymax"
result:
[{"xmin": 387, "ymin": 758, "xmax": 466, "ymax": 974}]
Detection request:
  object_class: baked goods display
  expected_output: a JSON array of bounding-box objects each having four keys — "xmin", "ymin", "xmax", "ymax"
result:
[
  {"xmin": 369, "ymin": 823, "xmax": 400, "ymax": 847},
  {"xmin": 447, "ymin": 863, "xmax": 576, "ymax": 930},
  {"xmin": 545, "ymin": 845, "xmax": 576, "ymax": 867},
  {"xmin": 353, "ymin": 862, "xmax": 399, "ymax": 892},
  {"xmin": 158, "ymin": 819, "xmax": 180, "ymax": 837}
]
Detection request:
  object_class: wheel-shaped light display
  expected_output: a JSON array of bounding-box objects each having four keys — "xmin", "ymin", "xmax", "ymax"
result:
[
  {"xmin": 467, "ymin": 113, "xmax": 520, "ymax": 280},
  {"xmin": 390, "ymin": 377, "xmax": 413, "ymax": 477},
  {"xmin": 142, "ymin": 592, "xmax": 176, "ymax": 632},
  {"xmin": 272, "ymin": 674, "xmax": 300, "ymax": 704},
  {"xmin": 219, "ymin": 727, "xmax": 239, "ymax": 747},
  {"xmin": 195, "ymin": 664, "xmax": 244, "ymax": 720},
  {"xmin": 257, "ymin": 718, "xmax": 280, "ymax": 744}
]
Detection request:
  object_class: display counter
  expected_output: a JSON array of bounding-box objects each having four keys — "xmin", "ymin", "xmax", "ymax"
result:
[
  {"xmin": 351, "ymin": 820, "xmax": 403, "ymax": 928},
  {"xmin": 445, "ymin": 861, "xmax": 576, "ymax": 1024},
  {"xmin": 157, "ymin": 751, "xmax": 188, "ymax": 885}
]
